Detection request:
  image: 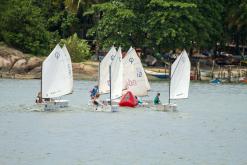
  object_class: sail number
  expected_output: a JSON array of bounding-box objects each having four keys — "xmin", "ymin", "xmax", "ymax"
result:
[
  {"xmin": 136, "ymin": 68, "xmax": 142, "ymax": 77},
  {"xmin": 55, "ymin": 52, "xmax": 60, "ymax": 59},
  {"xmin": 127, "ymin": 79, "xmax": 137, "ymax": 86}
]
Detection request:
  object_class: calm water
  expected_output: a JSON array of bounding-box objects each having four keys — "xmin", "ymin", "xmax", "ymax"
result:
[{"xmin": 0, "ymin": 79, "xmax": 247, "ymax": 165}]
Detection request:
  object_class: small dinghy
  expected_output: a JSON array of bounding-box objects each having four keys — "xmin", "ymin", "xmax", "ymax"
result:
[
  {"xmin": 36, "ymin": 44, "xmax": 73, "ymax": 111},
  {"xmin": 239, "ymin": 77, "xmax": 247, "ymax": 83},
  {"xmin": 91, "ymin": 46, "xmax": 123, "ymax": 112},
  {"xmin": 210, "ymin": 78, "xmax": 222, "ymax": 85},
  {"xmin": 145, "ymin": 69, "xmax": 169, "ymax": 79},
  {"xmin": 155, "ymin": 50, "xmax": 191, "ymax": 111}
]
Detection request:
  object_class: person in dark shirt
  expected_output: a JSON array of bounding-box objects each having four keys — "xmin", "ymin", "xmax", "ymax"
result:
[
  {"xmin": 90, "ymin": 85, "xmax": 99, "ymax": 99},
  {"xmin": 154, "ymin": 93, "xmax": 161, "ymax": 105},
  {"xmin": 35, "ymin": 92, "xmax": 43, "ymax": 103}
]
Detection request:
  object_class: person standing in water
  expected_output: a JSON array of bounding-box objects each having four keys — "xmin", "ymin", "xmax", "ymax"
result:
[{"xmin": 153, "ymin": 93, "xmax": 161, "ymax": 105}]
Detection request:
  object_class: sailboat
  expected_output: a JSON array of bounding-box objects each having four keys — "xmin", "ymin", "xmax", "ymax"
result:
[
  {"xmin": 122, "ymin": 47, "xmax": 150, "ymax": 96},
  {"xmin": 37, "ymin": 44, "xmax": 73, "ymax": 111},
  {"xmin": 92, "ymin": 46, "xmax": 122, "ymax": 111},
  {"xmin": 160, "ymin": 50, "xmax": 191, "ymax": 111},
  {"xmin": 144, "ymin": 69, "xmax": 169, "ymax": 79}
]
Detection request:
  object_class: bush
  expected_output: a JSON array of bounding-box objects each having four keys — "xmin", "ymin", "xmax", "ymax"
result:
[
  {"xmin": 60, "ymin": 33, "xmax": 91, "ymax": 62},
  {"xmin": 0, "ymin": 0, "xmax": 58, "ymax": 55}
]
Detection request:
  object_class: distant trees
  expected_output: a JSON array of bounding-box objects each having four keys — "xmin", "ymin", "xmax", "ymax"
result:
[
  {"xmin": 224, "ymin": 0, "xmax": 247, "ymax": 55},
  {"xmin": 0, "ymin": 0, "xmax": 246, "ymax": 58},
  {"xmin": 87, "ymin": 0, "xmax": 229, "ymax": 54},
  {"xmin": 0, "ymin": 0, "xmax": 90, "ymax": 59},
  {"xmin": 87, "ymin": 1, "xmax": 138, "ymax": 49},
  {"xmin": 0, "ymin": 0, "xmax": 56, "ymax": 55}
]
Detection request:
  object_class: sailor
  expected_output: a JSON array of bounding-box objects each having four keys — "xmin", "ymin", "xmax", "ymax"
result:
[
  {"xmin": 35, "ymin": 92, "xmax": 43, "ymax": 103},
  {"xmin": 153, "ymin": 93, "xmax": 161, "ymax": 105},
  {"xmin": 90, "ymin": 85, "xmax": 99, "ymax": 99},
  {"xmin": 135, "ymin": 96, "xmax": 143, "ymax": 105},
  {"xmin": 92, "ymin": 93, "xmax": 99, "ymax": 105},
  {"xmin": 92, "ymin": 93, "xmax": 104, "ymax": 110}
]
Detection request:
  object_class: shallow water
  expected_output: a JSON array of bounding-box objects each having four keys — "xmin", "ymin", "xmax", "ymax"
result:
[{"xmin": 0, "ymin": 79, "xmax": 247, "ymax": 165}]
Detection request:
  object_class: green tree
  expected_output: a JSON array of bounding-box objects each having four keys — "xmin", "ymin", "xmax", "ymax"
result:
[
  {"xmin": 225, "ymin": 0, "xmax": 247, "ymax": 55},
  {"xmin": 32, "ymin": 0, "xmax": 79, "ymax": 38},
  {"xmin": 88, "ymin": 0, "xmax": 227, "ymax": 54},
  {"xmin": 60, "ymin": 33, "xmax": 91, "ymax": 62},
  {"xmin": 0, "ymin": 1, "xmax": 11, "ymax": 41},
  {"xmin": 194, "ymin": 0, "xmax": 224, "ymax": 49},
  {"xmin": 87, "ymin": 1, "xmax": 201, "ymax": 52},
  {"xmin": 87, "ymin": 1, "xmax": 137, "ymax": 50},
  {"xmin": 146, "ymin": 0, "xmax": 198, "ymax": 51},
  {"xmin": 1, "ymin": 0, "xmax": 58, "ymax": 55},
  {"xmin": 63, "ymin": 0, "xmax": 107, "ymax": 38}
]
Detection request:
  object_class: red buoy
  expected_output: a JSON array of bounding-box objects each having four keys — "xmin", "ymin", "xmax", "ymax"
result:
[{"xmin": 119, "ymin": 91, "xmax": 138, "ymax": 107}]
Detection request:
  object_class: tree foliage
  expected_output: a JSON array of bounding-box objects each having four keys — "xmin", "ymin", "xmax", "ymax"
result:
[
  {"xmin": 224, "ymin": 0, "xmax": 247, "ymax": 54},
  {"xmin": 87, "ymin": 1, "xmax": 137, "ymax": 49},
  {"xmin": 87, "ymin": 0, "xmax": 229, "ymax": 54},
  {"xmin": 60, "ymin": 33, "xmax": 91, "ymax": 62},
  {"xmin": 0, "ymin": 0, "xmax": 246, "ymax": 57},
  {"xmin": 0, "ymin": 0, "xmax": 57, "ymax": 55}
]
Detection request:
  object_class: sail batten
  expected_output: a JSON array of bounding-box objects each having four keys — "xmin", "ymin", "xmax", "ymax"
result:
[
  {"xmin": 42, "ymin": 44, "xmax": 73, "ymax": 98},
  {"xmin": 170, "ymin": 50, "xmax": 191, "ymax": 100}
]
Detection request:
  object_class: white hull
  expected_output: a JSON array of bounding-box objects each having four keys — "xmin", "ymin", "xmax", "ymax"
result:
[
  {"xmin": 88, "ymin": 100, "xmax": 119, "ymax": 112},
  {"xmin": 111, "ymin": 105, "xmax": 119, "ymax": 112},
  {"xmin": 154, "ymin": 103, "xmax": 177, "ymax": 111},
  {"xmin": 104, "ymin": 99, "xmax": 120, "ymax": 105},
  {"xmin": 37, "ymin": 100, "xmax": 69, "ymax": 111}
]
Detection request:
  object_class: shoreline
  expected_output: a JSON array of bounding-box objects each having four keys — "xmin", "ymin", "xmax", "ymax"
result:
[
  {"xmin": 1, "ymin": 44, "xmax": 247, "ymax": 83},
  {"xmin": 1, "ymin": 71, "xmax": 246, "ymax": 84}
]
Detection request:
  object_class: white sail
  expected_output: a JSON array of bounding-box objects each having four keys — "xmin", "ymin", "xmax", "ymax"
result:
[
  {"xmin": 42, "ymin": 44, "xmax": 73, "ymax": 98},
  {"xmin": 170, "ymin": 50, "xmax": 191, "ymax": 99},
  {"xmin": 99, "ymin": 46, "xmax": 117, "ymax": 94},
  {"xmin": 123, "ymin": 48, "xmax": 150, "ymax": 96},
  {"xmin": 62, "ymin": 45, "xmax": 73, "ymax": 93},
  {"xmin": 111, "ymin": 47, "xmax": 123, "ymax": 100}
]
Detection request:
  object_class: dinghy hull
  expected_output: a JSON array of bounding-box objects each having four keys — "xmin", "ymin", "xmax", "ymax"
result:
[
  {"xmin": 154, "ymin": 103, "xmax": 177, "ymax": 111},
  {"xmin": 44, "ymin": 100, "xmax": 69, "ymax": 111}
]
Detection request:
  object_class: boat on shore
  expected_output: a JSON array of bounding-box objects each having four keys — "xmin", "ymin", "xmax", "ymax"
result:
[
  {"xmin": 239, "ymin": 77, "xmax": 247, "ymax": 83},
  {"xmin": 210, "ymin": 78, "xmax": 222, "ymax": 85},
  {"xmin": 145, "ymin": 69, "xmax": 169, "ymax": 79}
]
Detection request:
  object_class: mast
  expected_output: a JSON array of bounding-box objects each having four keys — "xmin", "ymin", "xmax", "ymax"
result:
[
  {"xmin": 168, "ymin": 56, "xmax": 171, "ymax": 104},
  {"xmin": 109, "ymin": 65, "xmax": 112, "ymax": 106},
  {"xmin": 98, "ymin": 60, "xmax": 101, "ymax": 87},
  {"xmin": 41, "ymin": 65, "xmax": 42, "ymax": 100}
]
